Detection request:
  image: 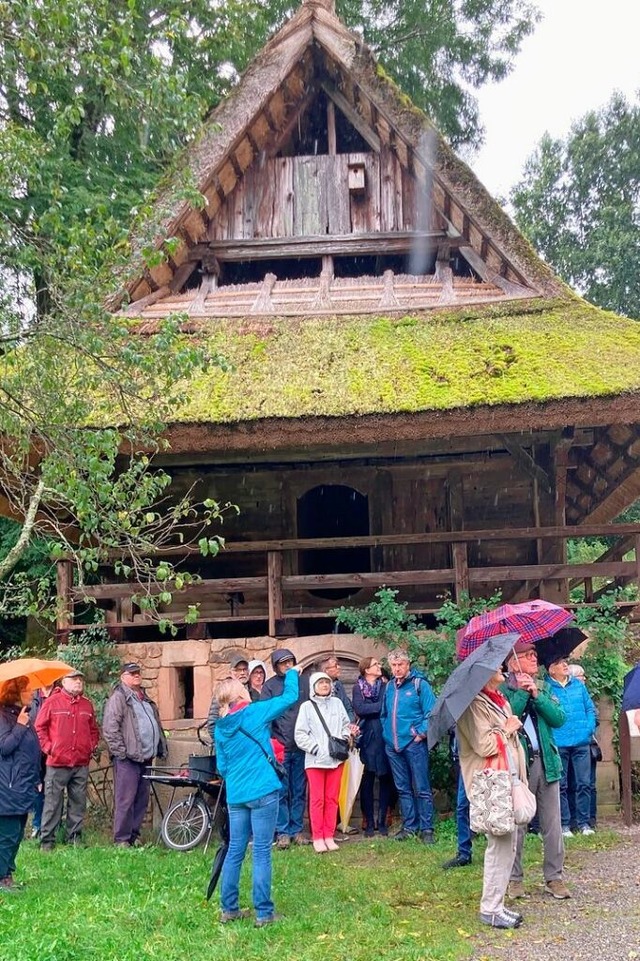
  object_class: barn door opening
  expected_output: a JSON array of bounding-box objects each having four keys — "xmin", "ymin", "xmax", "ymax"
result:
[{"xmin": 297, "ymin": 484, "xmax": 370, "ymax": 599}]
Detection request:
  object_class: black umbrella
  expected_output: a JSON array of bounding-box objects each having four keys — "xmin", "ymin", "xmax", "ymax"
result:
[
  {"xmin": 535, "ymin": 627, "xmax": 587, "ymax": 669},
  {"xmin": 206, "ymin": 796, "xmax": 229, "ymax": 901},
  {"xmin": 427, "ymin": 633, "xmax": 521, "ymax": 750}
]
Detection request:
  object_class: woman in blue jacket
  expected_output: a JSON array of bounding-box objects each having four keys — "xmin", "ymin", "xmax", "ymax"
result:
[
  {"xmin": 0, "ymin": 677, "xmax": 41, "ymax": 891},
  {"xmin": 214, "ymin": 666, "xmax": 299, "ymax": 927}
]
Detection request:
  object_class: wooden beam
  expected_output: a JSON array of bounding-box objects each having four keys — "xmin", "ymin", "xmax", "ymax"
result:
[
  {"xmin": 267, "ymin": 551, "xmax": 283, "ymax": 636},
  {"xmin": 320, "ymin": 82, "xmax": 381, "ymax": 151},
  {"xmin": 498, "ymin": 434, "xmax": 553, "ymax": 494},
  {"xmin": 327, "ymin": 99, "xmax": 336, "ymax": 155},
  {"xmin": 189, "ymin": 231, "xmax": 452, "ymax": 263}
]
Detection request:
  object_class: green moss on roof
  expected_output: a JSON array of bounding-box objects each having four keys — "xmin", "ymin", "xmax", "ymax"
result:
[{"xmin": 170, "ymin": 298, "xmax": 640, "ymax": 425}]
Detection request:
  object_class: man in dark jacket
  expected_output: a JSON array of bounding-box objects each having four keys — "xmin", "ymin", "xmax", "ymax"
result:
[
  {"xmin": 206, "ymin": 653, "xmax": 250, "ymax": 741},
  {"xmin": 261, "ymin": 648, "xmax": 310, "ymax": 848},
  {"xmin": 103, "ymin": 663, "xmax": 167, "ymax": 847},
  {"xmin": 35, "ymin": 670, "xmax": 100, "ymax": 850},
  {"xmin": 502, "ymin": 641, "xmax": 570, "ymax": 901}
]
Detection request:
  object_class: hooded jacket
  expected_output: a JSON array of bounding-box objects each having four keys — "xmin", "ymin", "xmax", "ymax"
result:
[
  {"xmin": 501, "ymin": 676, "xmax": 564, "ymax": 783},
  {"xmin": 261, "ymin": 650, "xmax": 309, "ymax": 749},
  {"xmin": 35, "ymin": 686, "xmax": 100, "ymax": 767},
  {"xmin": 294, "ymin": 672, "xmax": 352, "ymax": 769},
  {"xmin": 247, "ymin": 659, "xmax": 267, "ymax": 703},
  {"xmin": 546, "ymin": 674, "xmax": 596, "ymax": 748},
  {"xmin": 381, "ymin": 668, "xmax": 435, "ymax": 752},
  {"xmin": 0, "ymin": 705, "xmax": 41, "ymax": 816},
  {"xmin": 215, "ymin": 667, "xmax": 299, "ymax": 804}
]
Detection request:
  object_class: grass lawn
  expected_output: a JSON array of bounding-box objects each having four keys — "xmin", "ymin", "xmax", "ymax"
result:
[{"xmin": 0, "ymin": 821, "xmax": 619, "ymax": 961}]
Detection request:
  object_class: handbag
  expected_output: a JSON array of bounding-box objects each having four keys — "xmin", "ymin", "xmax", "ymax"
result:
[
  {"xmin": 505, "ymin": 739, "xmax": 536, "ymax": 826},
  {"xmin": 469, "ymin": 722, "xmax": 536, "ymax": 835},
  {"xmin": 238, "ymin": 726, "xmax": 286, "ymax": 782},
  {"xmin": 311, "ymin": 702, "xmax": 350, "ymax": 762},
  {"xmin": 590, "ymin": 738, "xmax": 603, "ymax": 762}
]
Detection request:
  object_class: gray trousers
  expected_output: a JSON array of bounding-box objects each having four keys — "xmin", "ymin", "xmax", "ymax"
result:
[
  {"xmin": 40, "ymin": 766, "xmax": 89, "ymax": 844},
  {"xmin": 481, "ymin": 829, "xmax": 517, "ymax": 914},
  {"xmin": 510, "ymin": 756, "xmax": 564, "ymax": 883}
]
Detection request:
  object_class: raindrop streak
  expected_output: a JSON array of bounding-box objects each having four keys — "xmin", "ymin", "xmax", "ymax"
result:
[{"xmin": 408, "ymin": 129, "xmax": 436, "ymax": 277}]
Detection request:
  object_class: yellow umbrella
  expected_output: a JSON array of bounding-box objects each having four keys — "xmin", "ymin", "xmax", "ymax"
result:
[
  {"xmin": 338, "ymin": 749, "xmax": 364, "ymax": 833},
  {"xmin": 0, "ymin": 657, "xmax": 75, "ymax": 691}
]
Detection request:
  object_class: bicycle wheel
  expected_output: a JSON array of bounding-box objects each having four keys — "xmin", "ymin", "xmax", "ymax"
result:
[{"xmin": 160, "ymin": 794, "xmax": 210, "ymax": 851}]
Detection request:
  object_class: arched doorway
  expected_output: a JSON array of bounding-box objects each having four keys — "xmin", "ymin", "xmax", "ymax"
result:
[{"xmin": 297, "ymin": 484, "xmax": 370, "ymax": 599}]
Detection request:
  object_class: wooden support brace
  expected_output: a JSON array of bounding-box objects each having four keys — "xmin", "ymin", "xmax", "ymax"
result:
[
  {"xmin": 498, "ymin": 435, "xmax": 553, "ymax": 494},
  {"xmin": 268, "ymin": 551, "xmax": 284, "ymax": 637}
]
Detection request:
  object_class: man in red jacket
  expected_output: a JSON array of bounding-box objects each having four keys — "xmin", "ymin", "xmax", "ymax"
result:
[{"xmin": 35, "ymin": 670, "xmax": 100, "ymax": 851}]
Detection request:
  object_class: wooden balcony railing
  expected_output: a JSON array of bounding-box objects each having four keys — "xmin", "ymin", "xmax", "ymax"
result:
[{"xmin": 56, "ymin": 522, "xmax": 640, "ymax": 639}]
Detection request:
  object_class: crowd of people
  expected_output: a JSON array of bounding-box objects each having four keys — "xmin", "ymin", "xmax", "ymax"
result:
[{"xmin": 0, "ymin": 643, "xmax": 601, "ymax": 932}]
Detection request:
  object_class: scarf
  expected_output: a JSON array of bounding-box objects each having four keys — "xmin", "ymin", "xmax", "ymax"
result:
[
  {"xmin": 357, "ymin": 676, "xmax": 382, "ymax": 700},
  {"xmin": 481, "ymin": 687, "xmax": 508, "ymax": 710}
]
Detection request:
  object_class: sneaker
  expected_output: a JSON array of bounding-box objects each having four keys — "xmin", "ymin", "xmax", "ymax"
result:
[
  {"xmin": 220, "ymin": 909, "xmax": 251, "ymax": 923},
  {"xmin": 377, "ymin": 823, "xmax": 389, "ymax": 837},
  {"xmin": 312, "ymin": 839, "xmax": 327, "ymax": 853},
  {"xmin": 40, "ymin": 842, "xmax": 55, "ymax": 853},
  {"xmin": 291, "ymin": 833, "xmax": 310, "ymax": 846},
  {"xmin": 275, "ymin": 835, "xmax": 291, "ymax": 850},
  {"xmin": 364, "ymin": 828, "xmax": 375, "ymax": 838},
  {"xmin": 562, "ymin": 829, "xmax": 574, "ymax": 838},
  {"xmin": 502, "ymin": 907, "xmax": 524, "ymax": 924},
  {"xmin": 442, "ymin": 854, "xmax": 472, "ymax": 870},
  {"xmin": 580, "ymin": 826, "xmax": 595, "ymax": 836},
  {"xmin": 507, "ymin": 881, "xmax": 528, "ymax": 899},
  {"xmin": 480, "ymin": 910, "xmax": 521, "ymax": 929},
  {"xmin": 546, "ymin": 880, "xmax": 571, "ymax": 900},
  {"xmin": 255, "ymin": 913, "xmax": 283, "ymax": 928},
  {"xmin": 323, "ymin": 838, "xmax": 339, "ymax": 851},
  {"xmin": 420, "ymin": 830, "xmax": 436, "ymax": 845},
  {"xmin": 393, "ymin": 829, "xmax": 417, "ymax": 841},
  {"xmin": 114, "ymin": 841, "xmax": 131, "ymax": 848},
  {"xmin": 0, "ymin": 877, "xmax": 23, "ymax": 894},
  {"xmin": 30, "ymin": 828, "xmax": 40, "ymax": 839}
]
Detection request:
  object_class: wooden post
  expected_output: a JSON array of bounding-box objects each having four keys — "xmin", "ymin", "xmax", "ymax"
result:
[
  {"xmin": 620, "ymin": 710, "xmax": 633, "ymax": 827},
  {"xmin": 327, "ymin": 99, "xmax": 336, "ymax": 156},
  {"xmin": 56, "ymin": 560, "xmax": 73, "ymax": 643},
  {"xmin": 267, "ymin": 551, "xmax": 283, "ymax": 637},
  {"xmin": 635, "ymin": 535, "xmax": 640, "ymax": 595},
  {"xmin": 452, "ymin": 542, "xmax": 469, "ymax": 602}
]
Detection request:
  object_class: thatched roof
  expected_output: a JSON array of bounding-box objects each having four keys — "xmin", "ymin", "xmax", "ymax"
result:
[{"xmin": 114, "ymin": 0, "xmax": 565, "ymax": 307}]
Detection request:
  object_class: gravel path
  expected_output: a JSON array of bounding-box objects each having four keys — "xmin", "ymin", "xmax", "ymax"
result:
[{"xmin": 470, "ymin": 823, "xmax": 640, "ymax": 961}]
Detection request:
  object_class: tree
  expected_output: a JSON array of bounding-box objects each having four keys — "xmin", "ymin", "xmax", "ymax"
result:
[
  {"xmin": 0, "ymin": 0, "xmax": 538, "ymax": 624},
  {"xmin": 511, "ymin": 92, "xmax": 640, "ymax": 319}
]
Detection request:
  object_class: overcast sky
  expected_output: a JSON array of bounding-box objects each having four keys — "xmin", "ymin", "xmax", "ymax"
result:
[{"xmin": 470, "ymin": 0, "xmax": 640, "ymax": 199}]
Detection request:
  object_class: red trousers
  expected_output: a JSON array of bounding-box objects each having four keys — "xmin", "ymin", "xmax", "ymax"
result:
[{"xmin": 306, "ymin": 765, "xmax": 344, "ymax": 840}]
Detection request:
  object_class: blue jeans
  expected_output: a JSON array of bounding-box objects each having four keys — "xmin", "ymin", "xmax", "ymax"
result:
[
  {"xmin": 275, "ymin": 748, "xmax": 306, "ymax": 838},
  {"xmin": 455, "ymin": 769, "xmax": 472, "ymax": 860},
  {"xmin": 385, "ymin": 739, "xmax": 434, "ymax": 833},
  {"xmin": 221, "ymin": 790, "xmax": 280, "ymax": 921},
  {"xmin": 559, "ymin": 744, "xmax": 591, "ymax": 830}
]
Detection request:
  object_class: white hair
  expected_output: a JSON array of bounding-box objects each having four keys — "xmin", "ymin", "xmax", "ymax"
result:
[{"xmin": 387, "ymin": 649, "xmax": 410, "ymax": 663}]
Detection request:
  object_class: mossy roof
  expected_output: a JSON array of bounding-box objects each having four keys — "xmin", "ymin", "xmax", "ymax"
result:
[{"xmin": 167, "ymin": 296, "xmax": 640, "ymax": 426}]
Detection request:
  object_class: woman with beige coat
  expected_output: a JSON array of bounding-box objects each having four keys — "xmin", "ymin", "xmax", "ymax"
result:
[{"xmin": 456, "ymin": 665, "xmax": 527, "ymax": 930}]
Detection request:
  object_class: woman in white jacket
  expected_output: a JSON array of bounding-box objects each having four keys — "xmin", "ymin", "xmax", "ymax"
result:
[{"xmin": 294, "ymin": 672, "xmax": 358, "ymax": 853}]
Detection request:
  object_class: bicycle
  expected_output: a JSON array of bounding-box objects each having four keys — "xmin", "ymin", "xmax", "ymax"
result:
[{"xmin": 145, "ymin": 722, "xmax": 227, "ymax": 852}]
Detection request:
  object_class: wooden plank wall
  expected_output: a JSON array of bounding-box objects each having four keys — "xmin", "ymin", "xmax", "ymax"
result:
[{"xmin": 208, "ymin": 148, "xmax": 436, "ymax": 241}]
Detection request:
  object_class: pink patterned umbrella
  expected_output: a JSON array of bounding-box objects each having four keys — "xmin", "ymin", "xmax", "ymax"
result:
[{"xmin": 458, "ymin": 600, "xmax": 575, "ymax": 661}]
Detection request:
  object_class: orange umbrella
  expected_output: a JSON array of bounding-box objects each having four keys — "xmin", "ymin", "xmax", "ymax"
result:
[{"xmin": 0, "ymin": 657, "xmax": 75, "ymax": 691}]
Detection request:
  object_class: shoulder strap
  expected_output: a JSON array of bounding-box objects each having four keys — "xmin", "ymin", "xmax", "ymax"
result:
[
  {"xmin": 238, "ymin": 726, "xmax": 277, "ymax": 766},
  {"xmin": 311, "ymin": 701, "xmax": 333, "ymax": 739},
  {"xmin": 413, "ymin": 677, "xmax": 422, "ymax": 695}
]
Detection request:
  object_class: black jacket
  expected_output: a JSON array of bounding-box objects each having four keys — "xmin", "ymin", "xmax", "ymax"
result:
[
  {"xmin": 352, "ymin": 680, "xmax": 391, "ymax": 776},
  {"xmin": 0, "ymin": 705, "xmax": 41, "ymax": 815},
  {"xmin": 261, "ymin": 671, "xmax": 309, "ymax": 750}
]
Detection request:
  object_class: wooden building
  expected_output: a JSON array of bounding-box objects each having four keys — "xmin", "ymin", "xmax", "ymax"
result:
[{"xmin": 58, "ymin": 0, "xmax": 640, "ymax": 765}]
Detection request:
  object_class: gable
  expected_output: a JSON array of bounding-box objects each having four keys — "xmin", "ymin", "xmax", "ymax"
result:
[{"xmin": 117, "ymin": 0, "xmax": 561, "ymax": 316}]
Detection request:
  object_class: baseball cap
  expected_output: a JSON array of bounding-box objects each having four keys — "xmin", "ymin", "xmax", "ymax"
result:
[
  {"xmin": 230, "ymin": 654, "xmax": 249, "ymax": 669},
  {"xmin": 121, "ymin": 662, "xmax": 142, "ymax": 674},
  {"xmin": 65, "ymin": 669, "xmax": 84, "ymax": 678}
]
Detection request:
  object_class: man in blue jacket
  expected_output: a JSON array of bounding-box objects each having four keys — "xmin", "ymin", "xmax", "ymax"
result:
[
  {"xmin": 381, "ymin": 649, "xmax": 436, "ymax": 842},
  {"xmin": 545, "ymin": 656, "xmax": 597, "ymax": 837}
]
